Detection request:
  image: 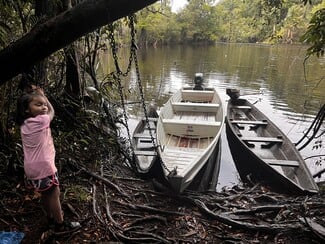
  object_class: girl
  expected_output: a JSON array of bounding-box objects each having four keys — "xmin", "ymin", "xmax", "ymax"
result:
[{"xmin": 16, "ymin": 88, "xmax": 71, "ymax": 232}]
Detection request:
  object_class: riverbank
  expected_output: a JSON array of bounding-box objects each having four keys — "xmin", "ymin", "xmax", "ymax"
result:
[{"xmin": 1, "ymin": 154, "xmax": 324, "ymax": 243}]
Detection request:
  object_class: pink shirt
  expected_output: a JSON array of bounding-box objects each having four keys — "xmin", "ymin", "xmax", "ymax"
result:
[{"xmin": 21, "ymin": 114, "xmax": 57, "ymax": 180}]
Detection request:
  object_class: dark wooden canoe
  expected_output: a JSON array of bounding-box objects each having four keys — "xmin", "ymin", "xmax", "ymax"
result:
[{"xmin": 226, "ymin": 97, "xmax": 318, "ymax": 195}]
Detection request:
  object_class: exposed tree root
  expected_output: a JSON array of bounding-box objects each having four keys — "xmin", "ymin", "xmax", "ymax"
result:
[{"xmin": 1, "ymin": 160, "xmax": 324, "ymax": 243}]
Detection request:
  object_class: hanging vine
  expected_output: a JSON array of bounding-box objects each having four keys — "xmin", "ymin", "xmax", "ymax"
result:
[{"xmin": 102, "ymin": 14, "xmax": 173, "ymax": 175}]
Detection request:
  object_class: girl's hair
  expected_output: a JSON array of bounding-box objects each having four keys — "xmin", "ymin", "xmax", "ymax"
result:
[{"xmin": 16, "ymin": 92, "xmax": 43, "ymax": 126}]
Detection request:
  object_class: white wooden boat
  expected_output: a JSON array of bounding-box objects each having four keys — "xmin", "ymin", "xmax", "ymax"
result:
[
  {"xmin": 132, "ymin": 105, "xmax": 159, "ymax": 175},
  {"xmin": 156, "ymin": 85, "xmax": 225, "ymax": 193},
  {"xmin": 187, "ymin": 139, "xmax": 222, "ymax": 192}
]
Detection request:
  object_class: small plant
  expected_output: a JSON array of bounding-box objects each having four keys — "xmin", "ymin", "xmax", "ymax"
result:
[{"xmin": 63, "ymin": 185, "xmax": 91, "ymax": 203}]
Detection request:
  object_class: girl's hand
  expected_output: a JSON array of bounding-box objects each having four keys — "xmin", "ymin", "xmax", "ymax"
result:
[{"xmin": 31, "ymin": 85, "xmax": 44, "ymax": 95}]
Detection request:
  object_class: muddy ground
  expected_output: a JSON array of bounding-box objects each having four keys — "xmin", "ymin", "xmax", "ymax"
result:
[{"xmin": 1, "ymin": 158, "xmax": 324, "ymax": 244}]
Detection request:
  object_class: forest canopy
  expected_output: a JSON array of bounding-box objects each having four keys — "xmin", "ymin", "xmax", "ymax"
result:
[{"xmin": 138, "ymin": 0, "xmax": 324, "ymax": 56}]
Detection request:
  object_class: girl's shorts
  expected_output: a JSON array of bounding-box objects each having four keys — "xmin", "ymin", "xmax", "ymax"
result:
[{"xmin": 25, "ymin": 172, "xmax": 59, "ymax": 192}]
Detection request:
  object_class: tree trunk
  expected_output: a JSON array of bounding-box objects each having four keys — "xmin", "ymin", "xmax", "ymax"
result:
[
  {"xmin": 0, "ymin": 0, "xmax": 158, "ymax": 85},
  {"xmin": 18, "ymin": 0, "xmax": 50, "ymax": 91},
  {"xmin": 64, "ymin": 44, "xmax": 82, "ymax": 99},
  {"xmin": 62, "ymin": 0, "xmax": 82, "ymax": 100},
  {"xmin": 138, "ymin": 28, "xmax": 148, "ymax": 48},
  {"xmin": 34, "ymin": 0, "xmax": 50, "ymax": 87}
]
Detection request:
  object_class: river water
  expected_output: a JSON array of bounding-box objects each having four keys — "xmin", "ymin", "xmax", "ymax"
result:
[{"xmin": 99, "ymin": 43, "xmax": 325, "ymax": 189}]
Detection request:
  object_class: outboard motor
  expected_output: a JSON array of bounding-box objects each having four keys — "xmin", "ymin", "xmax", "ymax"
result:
[
  {"xmin": 226, "ymin": 88, "xmax": 240, "ymax": 100},
  {"xmin": 193, "ymin": 73, "xmax": 204, "ymax": 90}
]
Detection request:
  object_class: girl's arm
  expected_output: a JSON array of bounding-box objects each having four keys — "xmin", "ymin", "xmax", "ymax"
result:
[{"xmin": 46, "ymin": 96, "xmax": 55, "ymax": 121}]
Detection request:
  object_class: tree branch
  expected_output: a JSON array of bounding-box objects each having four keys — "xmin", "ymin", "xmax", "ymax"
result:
[{"xmin": 0, "ymin": 0, "xmax": 158, "ymax": 84}]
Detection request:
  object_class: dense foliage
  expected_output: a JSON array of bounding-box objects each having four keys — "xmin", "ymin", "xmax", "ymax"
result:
[
  {"xmin": 137, "ymin": 0, "xmax": 324, "ymax": 55},
  {"xmin": 0, "ymin": 0, "xmax": 134, "ymax": 178}
]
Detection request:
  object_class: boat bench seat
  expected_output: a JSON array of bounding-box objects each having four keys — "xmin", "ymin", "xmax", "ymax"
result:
[
  {"xmin": 232, "ymin": 105, "xmax": 251, "ymax": 110},
  {"xmin": 134, "ymin": 150, "xmax": 157, "ymax": 156},
  {"xmin": 181, "ymin": 90, "xmax": 215, "ymax": 102},
  {"xmin": 133, "ymin": 133, "xmax": 155, "ymax": 138},
  {"xmin": 136, "ymin": 138, "xmax": 157, "ymax": 149},
  {"xmin": 172, "ymin": 102, "xmax": 220, "ymax": 113},
  {"xmin": 142, "ymin": 118, "xmax": 158, "ymax": 122},
  {"xmin": 265, "ymin": 159, "xmax": 299, "ymax": 167},
  {"xmin": 163, "ymin": 119, "xmax": 221, "ymax": 127},
  {"xmin": 231, "ymin": 120, "xmax": 268, "ymax": 125},
  {"xmin": 162, "ymin": 119, "xmax": 221, "ymax": 137},
  {"xmin": 241, "ymin": 136, "xmax": 283, "ymax": 143}
]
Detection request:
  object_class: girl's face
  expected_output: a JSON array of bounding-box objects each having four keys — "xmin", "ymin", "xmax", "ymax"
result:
[{"xmin": 26, "ymin": 95, "xmax": 48, "ymax": 117}]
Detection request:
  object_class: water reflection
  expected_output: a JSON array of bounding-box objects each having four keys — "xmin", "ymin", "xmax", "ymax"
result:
[{"xmin": 100, "ymin": 44, "xmax": 325, "ymax": 187}]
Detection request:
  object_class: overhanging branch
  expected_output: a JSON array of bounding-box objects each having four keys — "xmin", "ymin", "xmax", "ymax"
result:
[{"xmin": 0, "ymin": 0, "xmax": 158, "ymax": 85}]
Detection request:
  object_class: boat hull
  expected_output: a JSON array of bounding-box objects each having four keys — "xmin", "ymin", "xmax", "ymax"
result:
[
  {"xmin": 187, "ymin": 138, "xmax": 222, "ymax": 192},
  {"xmin": 132, "ymin": 117, "xmax": 158, "ymax": 176},
  {"xmin": 157, "ymin": 87, "xmax": 225, "ymax": 193},
  {"xmin": 226, "ymin": 98, "xmax": 318, "ymax": 195}
]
